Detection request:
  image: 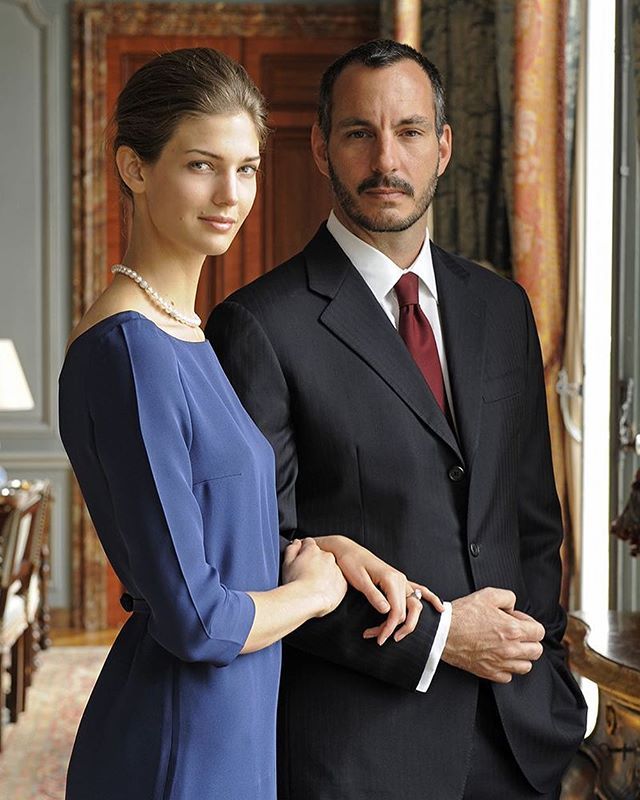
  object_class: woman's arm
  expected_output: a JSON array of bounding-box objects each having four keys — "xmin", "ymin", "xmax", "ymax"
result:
[
  {"xmin": 315, "ymin": 535, "xmax": 443, "ymax": 644},
  {"xmin": 242, "ymin": 538, "xmax": 347, "ymax": 653},
  {"xmin": 70, "ymin": 325, "xmax": 345, "ymax": 665}
]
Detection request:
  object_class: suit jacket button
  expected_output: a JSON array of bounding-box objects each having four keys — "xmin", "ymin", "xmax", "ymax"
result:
[
  {"xmin": 469, "ymin": 542, "xmax": 480, "ymax": 558},
  {"xmin": 448, "ymin": 465, "xmax": 465, "ymax": 482}
]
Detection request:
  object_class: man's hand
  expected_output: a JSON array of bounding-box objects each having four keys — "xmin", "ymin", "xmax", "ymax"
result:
[{"xmin": 442, "ymin": 588, "xmax": 544, "ymax": 683}]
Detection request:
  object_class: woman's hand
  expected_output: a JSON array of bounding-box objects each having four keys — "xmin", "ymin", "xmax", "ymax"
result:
[
  {"xmin": 315, "ymin": 535, "xmax": 444, "ymax": 645},
  {"xmin": 282, "ymin": 538, "xmax": 348, "ymax": 617}
]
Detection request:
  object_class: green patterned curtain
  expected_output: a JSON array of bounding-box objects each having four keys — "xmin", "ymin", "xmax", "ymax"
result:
[
  {"xmin": 379, "ymin": 1, "xmax": 582, "ymax": 279},
  {"xmin": 379, "ymin": 1, "xmax": 511, "ymax": 270},
  {"xmin": 418, "ymin": 0, "xmax": 514, "ymax": 275}
]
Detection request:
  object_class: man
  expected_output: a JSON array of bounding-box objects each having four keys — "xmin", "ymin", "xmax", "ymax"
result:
[{"xmin": 207, "ymin": 40, "xmax": 586, "ymax": 800}]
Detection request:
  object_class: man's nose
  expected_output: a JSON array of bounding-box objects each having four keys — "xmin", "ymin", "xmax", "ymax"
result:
[{"xmin": 370, "ymin": 133, "xmax": 398, "ymax": 174}]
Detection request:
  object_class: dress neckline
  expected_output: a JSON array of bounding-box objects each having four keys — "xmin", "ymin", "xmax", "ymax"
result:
[{"xmin": 65, "ymin": 310, "xmax": 209, "ymax": 357}]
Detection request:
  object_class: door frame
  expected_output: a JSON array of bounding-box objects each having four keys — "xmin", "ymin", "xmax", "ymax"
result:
[
  {"xmin": 70, "ymin": 1, "xmax": 379, "ymax": 629},
  {"xmin": 612, "ymin": 0, "xmax": 640, "ymax": 612}
]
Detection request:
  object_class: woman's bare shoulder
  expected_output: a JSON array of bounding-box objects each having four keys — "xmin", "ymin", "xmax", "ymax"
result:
[{"xmin": 66, "ymin": 288, "xmax": 151, "ymax": 351}]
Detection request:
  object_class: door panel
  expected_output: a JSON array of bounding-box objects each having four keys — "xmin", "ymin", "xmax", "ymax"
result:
[
  {"xmin": 106, "ymin": 36, "xmax": 243, "ymax": 334},
  {"xmin": 102, "ymin": 29, "xmax": 367, "ymax": 628},
  {"xmin": 266, "ymin": 128, "xmax": 332, "ymax": 265},
  {"xmin": 105, "ymin": 34, "xmax": 361, "ymax": 320},
  {"xmin": 244, "ymin": 36, "xmax": 359, "ymax": 274}
]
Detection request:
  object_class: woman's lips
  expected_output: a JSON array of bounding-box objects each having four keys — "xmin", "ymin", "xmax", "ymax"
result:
[{"xmin": 199, "ymin": 216, "xmax": 236, "ymax": 231}]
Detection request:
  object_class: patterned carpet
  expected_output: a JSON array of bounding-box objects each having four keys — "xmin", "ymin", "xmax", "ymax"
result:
[{"xmin": 0, "ymin": 646, "xmax": 108, "ymax": 800}]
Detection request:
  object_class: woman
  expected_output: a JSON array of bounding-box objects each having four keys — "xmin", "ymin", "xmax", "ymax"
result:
[{"xmin": 59, "ymin": 48, "xmax": 440, "ymax": 800}]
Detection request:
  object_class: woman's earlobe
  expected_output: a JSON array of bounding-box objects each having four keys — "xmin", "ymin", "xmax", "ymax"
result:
[{"xmin": 115, "ymin": 145, "xmax": 146, "ymax": 195}]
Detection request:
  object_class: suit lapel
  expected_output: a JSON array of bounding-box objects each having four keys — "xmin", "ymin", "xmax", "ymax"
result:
[
  {"xmin": 305, "ymin": 226, "xmax": 462, "ymax": 460},
  {"xmin": 432, "ymin": 244, "xmax": 487, "ymax": 466}
]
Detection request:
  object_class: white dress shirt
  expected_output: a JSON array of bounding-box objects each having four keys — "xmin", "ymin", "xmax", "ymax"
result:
[{"xmin": 326, "ymin": 211, "xmax": 452, "ymax": 693}]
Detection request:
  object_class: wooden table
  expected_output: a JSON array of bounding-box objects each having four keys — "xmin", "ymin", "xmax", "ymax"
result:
[{"xmin": 562, "ymin": 611, "xmax": 640, "ymax": 799}]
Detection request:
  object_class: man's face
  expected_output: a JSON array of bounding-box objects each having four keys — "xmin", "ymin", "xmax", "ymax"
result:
[{"xmin": 312, "ymin": 60, "xmax": 452, "ymax": 235}]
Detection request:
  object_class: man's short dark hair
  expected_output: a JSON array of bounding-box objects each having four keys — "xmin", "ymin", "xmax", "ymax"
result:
[{"xmin": 318, "ymin": 39, "xmax": 447, "ymax": 140}]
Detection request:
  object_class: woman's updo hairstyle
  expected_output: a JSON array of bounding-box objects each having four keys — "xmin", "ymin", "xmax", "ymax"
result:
[{"xmin": 112, "ymin": 47, "xmax": 268, "ymax": 200}]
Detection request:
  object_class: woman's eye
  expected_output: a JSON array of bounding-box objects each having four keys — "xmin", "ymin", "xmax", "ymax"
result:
[
  {"xmin": 189, "ymin": 161, "xmax": 212, "ymax": 171},
  {"xmin": 238, "ymin": 165, "xmax": 258, "ymax": 176}
]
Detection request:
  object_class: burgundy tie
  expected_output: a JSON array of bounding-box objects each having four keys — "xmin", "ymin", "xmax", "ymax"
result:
[{"xmin": 395, "ymin": 272, "xmax": 446, "ymax": 413}]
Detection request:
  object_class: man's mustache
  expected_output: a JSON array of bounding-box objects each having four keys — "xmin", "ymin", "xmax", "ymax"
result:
[{"xmin": 357, "ymin": 175, "xmax": 415, "ymax": 197}]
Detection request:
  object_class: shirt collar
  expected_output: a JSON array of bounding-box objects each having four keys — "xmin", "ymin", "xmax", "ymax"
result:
[{"xmin": 326, "ymin": 210, "xmax": 438, "ymax": 304}]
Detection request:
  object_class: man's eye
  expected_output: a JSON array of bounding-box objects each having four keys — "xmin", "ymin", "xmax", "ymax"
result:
[
  {"xmin": 401, "ymin": 130, "xmax": 422, "ymax": 137},
  {"xmin": 347, "ymin": 130, "xmax": 370, "ymax": 139}
]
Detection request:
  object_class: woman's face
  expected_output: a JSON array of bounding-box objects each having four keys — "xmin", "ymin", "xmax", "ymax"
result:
[{"xmin": 139, "ymin": 112, "xmax": 261, "ymax": 258}]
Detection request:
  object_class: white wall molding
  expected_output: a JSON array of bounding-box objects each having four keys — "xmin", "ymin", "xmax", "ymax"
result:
[
  {"xmin": 0, "ymin": 0, "xmax": 70, "ymax": 610},
  {"xmin": 0, "ymin": 0, "xmax": 65, "ymax": 448},
  {"xmin": 580, "ymin": 0, "xmax": 615, "ymax": 619},
  {"xmin": 1, "ymin": 452, "xmax": 69, "ymax": 467},
  {"xmin": 14, "ymin": 0, "xmax": 49, "ymax": 27}
]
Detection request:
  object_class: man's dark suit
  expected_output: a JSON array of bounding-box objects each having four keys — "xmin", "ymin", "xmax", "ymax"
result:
[{"xmin": 206, "ymin": 224, "xmax": 586, "ymax": 799}]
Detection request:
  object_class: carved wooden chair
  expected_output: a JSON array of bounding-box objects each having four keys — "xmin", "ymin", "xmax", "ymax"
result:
[
  {"xmin": 0, "ymin": 481, "xmax": 47, "ymax": 750},
  {"xmin": 19, "ymin": 482, "xmax": 51, "ymax": 705}
]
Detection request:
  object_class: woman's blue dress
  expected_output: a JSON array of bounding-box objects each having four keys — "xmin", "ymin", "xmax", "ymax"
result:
[{"xmin": 59, "ymin": 311, "xmax": 281, "ymax": 800}]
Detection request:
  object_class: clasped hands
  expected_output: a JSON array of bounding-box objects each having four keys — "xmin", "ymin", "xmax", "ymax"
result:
[
  {"xmin": 441, "ymin": 588, "xmax": 544, "ymax": 683},
  {"xmin": 283, "ymin": 535, "xmax": 544, "ymax": 684}
]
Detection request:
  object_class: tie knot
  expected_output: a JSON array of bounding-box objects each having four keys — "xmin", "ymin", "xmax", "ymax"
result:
[{"xmin": 394, "ymin": 272, "xmax": 419, "ymax": 308}]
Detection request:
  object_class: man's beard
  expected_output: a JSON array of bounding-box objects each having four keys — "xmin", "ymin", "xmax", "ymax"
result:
[{"xmin": 327, "ymin": 157, "xmax": 439, "ymax": 233}]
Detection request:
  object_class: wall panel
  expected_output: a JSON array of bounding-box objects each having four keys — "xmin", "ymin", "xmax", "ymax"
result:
[
  {"xmin": 0, "ymin": 0, "xmax": 374, "ymax": 622},
  {"xmin": 0, "ymin": 0, "xmax": 70, "ymax": 609}
]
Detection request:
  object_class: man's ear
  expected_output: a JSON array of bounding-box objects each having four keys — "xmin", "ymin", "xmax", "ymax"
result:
[
  {"xmin": 437, "ymin": 124, "xmax": 453, "ymax": 177},
  {"xmin": 115, "ymin": 146, "xmax": 146, "ymax": 196},
  {"xmin": 310, "ymin": 123, "xmax": 330, "ymax": 179}
]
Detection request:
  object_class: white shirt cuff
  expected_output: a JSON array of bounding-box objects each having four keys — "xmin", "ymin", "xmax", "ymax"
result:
[{"xmin": 415, "ymin": 601, "xmax": 452, "ymax": 693}]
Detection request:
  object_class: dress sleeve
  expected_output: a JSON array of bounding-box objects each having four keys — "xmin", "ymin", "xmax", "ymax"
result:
[{"xmin": 88, "ymin": 322, "xmax": 255, "ymax": 666}]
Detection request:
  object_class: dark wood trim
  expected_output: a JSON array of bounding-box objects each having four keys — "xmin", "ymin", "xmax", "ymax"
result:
[
  {"xmin": 71, "ymin": 2, "xmax": 378, "ymax": 329},
  {"xmin": 70, "ymin": 1, "xmax": 379, "ymax": 629}
]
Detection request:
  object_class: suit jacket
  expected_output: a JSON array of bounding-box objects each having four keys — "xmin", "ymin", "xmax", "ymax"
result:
[{"xmin": 206, "ymin": 224, "xmax": 587, "ymax": 800}]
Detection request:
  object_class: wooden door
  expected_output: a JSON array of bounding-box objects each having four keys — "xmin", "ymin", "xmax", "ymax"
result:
[
  {"xmin": 105, "ymin": 34, "xmax": 365, "ymax": 322},
  {"xmin": 101, "ymin": 27, "xmax": 372, "ymax": 627}
]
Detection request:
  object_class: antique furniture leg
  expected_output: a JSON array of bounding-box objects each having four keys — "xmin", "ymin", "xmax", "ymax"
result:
[
  {"xmin": 564, "ymin": 613, "xmax": 640, "ymax": 799},
  {"xmin": 0, "ymin": 644, "xmax": 7, "ymax": 752},
  {"xmin": 8, "ymin": 632, "xmax": 25, "ymax": 722},
  {"xmin": 38, "ymin": 539, "xmax": 51, "ymax": 651},
  {"xmin": 21, "ymin": 621, "xmax": 33, "ymax": 709}
]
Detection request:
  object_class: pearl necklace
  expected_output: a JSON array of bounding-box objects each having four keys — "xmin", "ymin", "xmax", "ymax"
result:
[{"xmin": 111, "ymin": 264, "xmax": 201, "ymax": 328}]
